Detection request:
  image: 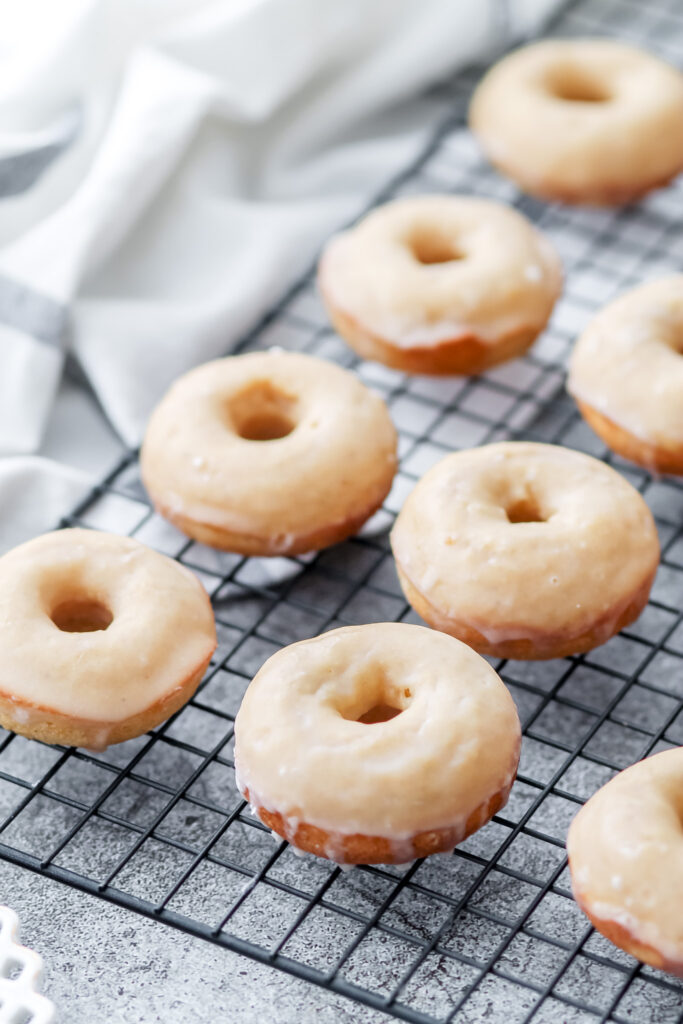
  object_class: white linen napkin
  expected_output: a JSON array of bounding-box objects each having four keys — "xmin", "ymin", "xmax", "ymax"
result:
[{"xmin": 0, "ymin": 0, "xmax": 563, "ymax": 550}]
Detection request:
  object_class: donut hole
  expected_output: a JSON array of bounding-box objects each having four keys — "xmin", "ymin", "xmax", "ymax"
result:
[
  {"xmin": 356, "ymin": 703, "xmax": 403, "ymax": 725},
  {"xmin": 407, "ymin": 227, "xmax": 464, "ymax": 265},
  {"xmin": 505, "ymin": 496, "xmax": 547, "ymax": 524},
  {"xmin": 669, "ymin": 322, "xmax": 683, "ymax": 354},
  {"xmin": 337, "ymin": 670, "xmax": 411, "ymax": 725},
  {"xmin": 546, "ymin": 66, "xmax": 612, "ymax": 104},
  {"xmin": 51, "ymin": 598, "xmax": 113, "ymax": 633},
  {"xmin": 228, "ymin": 380, "xmax": 297, "ymax": 441}
]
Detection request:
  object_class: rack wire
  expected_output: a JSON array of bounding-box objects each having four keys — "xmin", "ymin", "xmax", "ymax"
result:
[{"xmin": 2, "ymin": 0, "xmax": 683, "ymax": 1020}]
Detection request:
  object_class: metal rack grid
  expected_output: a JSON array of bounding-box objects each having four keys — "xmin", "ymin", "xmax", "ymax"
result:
[{"xmin": 2, "ymin": 0, "xmax": 683, "ymax": 1021}]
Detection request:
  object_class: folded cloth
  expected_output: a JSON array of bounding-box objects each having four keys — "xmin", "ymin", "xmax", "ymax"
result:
[
  {"xmin": 0, "ymin": 0, "xmax": 563, "ymax": 551},
  {"xmin": 0, "ymin": 456, "xmax": 89, "ymax": 552}
]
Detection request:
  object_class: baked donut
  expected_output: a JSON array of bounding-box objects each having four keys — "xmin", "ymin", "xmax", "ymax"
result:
[
  {"xmin": 568, "ymin": 276, "xmax": 683, "ymax": 475},
  {"xmin": 391, "ymin": 442, "xmax": 659, "ymax": 660},
  {"xmin": 567, "ymin": 748, "xmax": 683, "ymax": 978},
  {"xmin": 469, "ymin": 39, "xmax": 683, "ymax": 205},
  {"xmin": 141, "ymin": 351, "xmax": 397, "ymax": 556},
  {"xmin": 318, "ymin": 195, "xmax": 561, "ymax": 375},
  {"xmin": 234, "ymin": 623, "xmax": 521, "ymax": 864},
  {"xmin": 0, "ymin": 529, "xmax": 216, "ymax": 749}
]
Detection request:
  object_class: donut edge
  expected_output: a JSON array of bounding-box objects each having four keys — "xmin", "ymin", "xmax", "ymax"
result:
[
  {"xmin": 149, "ymin": 475, "xmax": 396, "ymax": 557},
  {"xmin": 0, "ymin": 651, "xmax": 214, "ymax": 750},
  {"xmin": 242, "ymin": 778, "xmax": 515, "ymax": 865},
  {"xmin": 394, "ymin": 562, "xmax": 657, "ymax": 661},
  {"xmin": 319, "ymin": 294, "xmax": 546, "ymax": 376},
  {"xmin": 469, "ymin": 137, "xmax": 683, "ymax": 207},
  {"xmin": 575, "ymin": 399, "xmax": 683, "ymax": 476},
  {"xmin": 569, "ymin": 882, "xmax": 683, "ymax": 980}
]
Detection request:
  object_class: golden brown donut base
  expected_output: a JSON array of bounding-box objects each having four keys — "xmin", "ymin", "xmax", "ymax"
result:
[
  {"xmin": 572, "ymin": 888, "xmax": 683, "ymax": 979},
  {"xmin": 396, "ymin": 565, "xmax": 655, "ymax": 661},
  {"xmin": 576, "ymin": 400, "xmax": 683, "ymax": 476},
  {"xmin": 483, "ymin": 159, "xmax": 681, "ymax": 207},
  {"xmin": 323, "ymin": 300, "xmax": 541, "ymax": 376},
  {"xmin": 153, "ymin": 490, "xmax": 392, "ymax": 557},
  {"xmin": 0, "ymin": 657, "xmax": 211, "ymax": 749},
  {"xmin": 243, "ymin": 782, "xmax": 512, "ymax": 865}
]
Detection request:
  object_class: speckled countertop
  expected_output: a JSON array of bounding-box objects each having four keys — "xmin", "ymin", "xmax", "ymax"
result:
[{"xmin": 1, "ymin": 859, "xmax": 391, "ymax": 1023}]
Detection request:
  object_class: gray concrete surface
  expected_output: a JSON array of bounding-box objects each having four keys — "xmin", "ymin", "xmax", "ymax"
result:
[{"xmin": 1, "ymin": 859, "xmax": 390, "ymax": 1024}]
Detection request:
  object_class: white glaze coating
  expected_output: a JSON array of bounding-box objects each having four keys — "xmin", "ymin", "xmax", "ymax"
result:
[
  {"xmin": 567, "ymin": 748, "xmax": 683, "ymax": 971},
  {"xmin": 0, "ymin": 529, "xmax": 216, "ymax": 723},
  {"xmin": 391, "ymin": 443, "xmax": 659, "ymax": 646},
  {"xmin": 470, "ymin": 39, "xmax": 683, "ymax": 202},
  {"xmin": 234, "ymin": 623, "xmax": 521, "ymax": 841},
  {"xmin": 318, "ymin": 195, "xmax": 561, "ymax": 348},
  {"xmin": 568, "ymin": 276, "xmax": 683, "ymax": 447},
  {"xmin": 141, "ymin": 351, "xmax": 397, "ymax": 551}
]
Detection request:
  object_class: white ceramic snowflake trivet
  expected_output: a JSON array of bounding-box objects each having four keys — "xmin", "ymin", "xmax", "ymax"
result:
[{"xmin": 0, "ymin": 906, "xmax": 54, "ymax": 1024}]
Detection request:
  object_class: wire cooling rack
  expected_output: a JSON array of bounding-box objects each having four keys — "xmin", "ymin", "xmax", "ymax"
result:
[{"xmin": 2, "ymin": 0, "xmax": 683, "ymax": 1021}]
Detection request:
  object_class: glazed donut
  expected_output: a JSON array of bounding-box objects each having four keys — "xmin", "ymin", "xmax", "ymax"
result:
[
  {"xmin": 469, "ymin": 39, "xmax": 683, "ymax": 205},
  {"xmin": 0, "ymin": 529, "xmax": 216, "ymax": 749},
  {"xmin": 568, "ymin": 748, "xmax": 683, "ymax": 978},
  {"xmin": 391, "ymin": 443, "xmax": 659, "ymax": 660},
  {"xmin": 234, "ymin": 623, "xmax": 521, "ymax": 864},
  {"xmin": 318, "ymin": 195, "xmax": 561, "ymax": 375},
  {"xmin": 568, "ymin": 277, "xmax": 683, "ymax": 475},
  {"xmin": 141, "ymin": 351, "xmax": 397, "ymax": 556}
]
